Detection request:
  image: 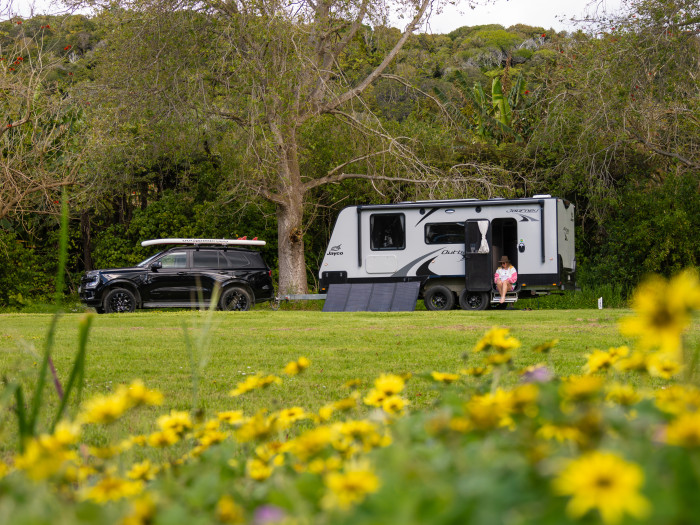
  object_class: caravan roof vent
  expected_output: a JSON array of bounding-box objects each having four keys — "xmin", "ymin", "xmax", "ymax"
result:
[{"xmin": 532, "ymin": 194, "xmax": 551, "ymax": 198}]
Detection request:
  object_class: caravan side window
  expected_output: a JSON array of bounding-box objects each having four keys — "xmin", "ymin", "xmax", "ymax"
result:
[
  {"xmin": 425, "ymin": 223, "xmax": 464, "ymax": 244},
  {"xmin": 370, "ymin": 214, "xmax": 405, "ymax": 251}
]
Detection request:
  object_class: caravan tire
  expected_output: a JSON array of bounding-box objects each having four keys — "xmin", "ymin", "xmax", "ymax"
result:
[
  {"xmin": 459, "ymin": 290, "xmax": 489, "ymax": 311},
  {"xmin": 424, "ymin": 285, "xmax": 455, "ymax": 311}
]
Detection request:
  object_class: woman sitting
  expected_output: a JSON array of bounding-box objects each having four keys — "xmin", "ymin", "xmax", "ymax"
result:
[{"xmin": 494, "ymin": 255, "xmax": 517, "ymax": 304}]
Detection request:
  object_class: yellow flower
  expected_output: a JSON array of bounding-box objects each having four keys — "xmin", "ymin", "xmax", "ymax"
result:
[
  {"xmin": 324, "ymin": 465, "xmax": 380, "ymax": 509},
  {"xmin": 230, "ymin": 374, "xmax": 282, "ymax": 396},
  {"xmin": 474, "ymin": 327, "xmax": 521, "ymax": 353},
  {"xmin": 146, "ymin": 429, "xmax": 180, "ymax": 447},
  {"xmin": 560, "ymin": 375, "xmax": 604, "ymax": 402},
  {"xmin": 614, "ymin": 351, "xmax": 648, "ymax": 373},
  {"xmin": 510, "ymin": 384, "xmax": 539, "ymax": 416},
  {"xmin": 157, "ymin": 410, "xmax": 193, "ymax": 435},
  {"xmin": 607, "ymin": 346, "xmax": 630, "ymax": 360},
  {"xmin": 381, "ymin": 395, "xmax": 408, "ymax": 415},
  {"xmin": 52, "ymin": 420, "xmax": 82, "ymax": 446},
  {"xmin": 655, "ymin": 385, "xmax": 700, "ymax": 415},
  {"xmin": 218, "ymin": 410, "xmax": 245, "ymax": 425},
  {"xmin": 216, "ymin": 495, "xmax": 245, "ymax": 523},
  {"xmin": 373, "ymin": 373, "xmax": 405, "ymax": 396},
  {"xmin": 666, "ymin": 413, "xmax": 700, "ymax": 447},
  {"xmin": 122, "ymin": 380, "xmax": 163, "ymax": 406},
  {"xmin": 619, "ymin": 269, "xmax": 700, "ymax": 356},
  {"xmin": 344, "ymin": 378, "xmax": 363, "ymax": 389},
  {"xmin": 532, "ymin": 339, "xmax": 559, "ymax": 353},
  {"xmin": 318, "ymin": 404, "xmax": 336, "ymax": 422},
  {"xmin": 274, "ymin": 407, "xmax": 308, "ymax": 429},
  {"xmin": 465, "ymin": 389, "xmax": 514, "ymax": 430},
  {"xmin": 284, "ymin": 357, "xmax": 310, "ymax": 375},
  {"xmin": 460, "ymin": 366, "xmax": 491, "ymax": 377},
  {"xmin": 122, "ymin": 494, "xmax": 156, "ymax": 525},
  {"xmin": 235, "ymin": 411, "xmax": 276, "ymax": 443},
  {"xmin": 605, "ymin": 384, "xmax": 641, "ymax": 406},
  {"xmin": 247, "ymin": 458, "xmax": 273, "ymax": 481},
  {"xmin": 583, "ymin": 349, "xmax": 615, "ymax": 374},
  {"xmin": 82, "ymin": 475, "xmax": 144, "ymax": 503},
  {"xmin": 127, "ymin": 460, "xmax": 158, "ymax": 481},
  {"xmin": 552, "ymin": 451, "xmax": 650, "ymax": 524},
  {"xmin": 363, "ymin": 388, "xmax": 387, "ymax": 407},
  {"xmin": 646, "ymin": 353, "xmax": 682, "ymax": 379},
  {"xmin": 430, "ymin": 371, "xmax": 460, "ymax": 384},
  {"xmin": 14, "ymin": 437, "xmax": 78, "ymax": 480},
  {"xmin": 290, "ymin": 425, "xmax": 335, "ymax": 461},
  {"xmin": 486, "ymin": 352, "xmax": 512, "ymax": 365},
  {"xmin": 79, "ymin": 391, "xmax": 130, "ymax": 424},
  {"xmin": 537, "ymin": 424, "xmax": 584, "ymax": 444}
]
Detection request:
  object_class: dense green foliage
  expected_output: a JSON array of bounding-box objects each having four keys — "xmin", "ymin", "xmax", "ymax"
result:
[{"xmin": 1, "ymin": 0, "xmax": 698, "ymax": 306}]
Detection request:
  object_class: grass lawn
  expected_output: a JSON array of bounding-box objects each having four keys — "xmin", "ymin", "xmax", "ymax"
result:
[{"xmin": 1, "ymin": 309, "xmax": 698, "ymax": 450}]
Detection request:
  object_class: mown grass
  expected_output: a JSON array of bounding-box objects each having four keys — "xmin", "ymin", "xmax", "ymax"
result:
[{"xmin": 1, "ymin": 309, "xmax": 698, "ymax": 452}]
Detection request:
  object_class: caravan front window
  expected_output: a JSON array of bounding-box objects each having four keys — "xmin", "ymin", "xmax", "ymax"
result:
[
  {"xmin": 370, "ymin": 214, "xmax": 405, "ymax": 250},
  {"xmin": 425, "ymin": 223, "xmax": 464, "ymax": 244}
]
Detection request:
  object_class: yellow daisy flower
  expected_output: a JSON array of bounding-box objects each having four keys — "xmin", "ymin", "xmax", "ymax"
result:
[
  {"xmin": 552, "ymin": 451, "xmax": 650, "ymax": 524},
  {"xmin": 619, "ymin": 269, "xmax": 700, "ymax": 357}
]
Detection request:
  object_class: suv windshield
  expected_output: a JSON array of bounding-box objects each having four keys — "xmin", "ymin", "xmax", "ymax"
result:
[{"xmin": 137, "ymin": 252, "xmax": 162, "ymax": 267}]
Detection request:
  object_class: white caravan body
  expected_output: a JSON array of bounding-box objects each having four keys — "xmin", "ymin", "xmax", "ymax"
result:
[{"xmin": 318, "ymin": 196, "xmax": 575, "ymax": 310}]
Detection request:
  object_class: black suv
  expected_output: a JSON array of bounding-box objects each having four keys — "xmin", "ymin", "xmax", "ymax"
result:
[{"xmin": 79, "ymin": 245, "xmax": 275, "ymax": 313}]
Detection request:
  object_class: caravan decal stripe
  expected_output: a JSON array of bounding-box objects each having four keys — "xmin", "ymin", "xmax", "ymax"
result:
[
  {"xmin": 414, "ymin": 208, "xmax": 439, "ymax": 227},
  {"xmin": 392, "ymin": 249, "xmax": 443, "ymax": 277}
]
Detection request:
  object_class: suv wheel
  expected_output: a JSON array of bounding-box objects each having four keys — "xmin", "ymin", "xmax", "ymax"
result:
[
  {"xmin": 104, "ymin": 288, "xmax": 137, "ymax": 313},
  {"xmin": 220, "ymin": 286, "xmax": 253, "ymax": 311}
]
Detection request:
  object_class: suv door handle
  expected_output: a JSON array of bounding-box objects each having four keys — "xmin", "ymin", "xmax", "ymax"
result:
[{"xmin": 177, "ymin": 272, "xmax": 186, "ymax": 275}]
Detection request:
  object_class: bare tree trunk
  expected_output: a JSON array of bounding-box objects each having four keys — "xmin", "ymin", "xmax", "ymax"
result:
[
  {"xmin": 274, "ymin": 122, "xmax": 308, "ymax": 294},
  {"xmin": 276, "ymin": 193, "xmax": 307, "ymax": 294},
  {"xmin": 80, "ymin": 210, "xmax": 93, "ymax": 271}
]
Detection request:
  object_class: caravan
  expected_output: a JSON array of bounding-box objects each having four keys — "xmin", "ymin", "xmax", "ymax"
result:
[{"xmin": 318, "ymin": 196, "xmax": 575, "ymax": 310}]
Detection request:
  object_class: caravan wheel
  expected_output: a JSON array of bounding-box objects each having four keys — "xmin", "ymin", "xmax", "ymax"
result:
[
  {"xmin": 424, "ymin": 285, "xmax": 455, "ymax": 311},
  {"xmin": 459, "ymin": 290, "xmax": 489, "ymax": 311}
]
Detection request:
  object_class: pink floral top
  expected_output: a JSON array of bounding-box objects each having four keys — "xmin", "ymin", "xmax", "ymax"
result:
[{"xmin": 494, "ymin": 265, "xmax": 517, "ymax": 284}]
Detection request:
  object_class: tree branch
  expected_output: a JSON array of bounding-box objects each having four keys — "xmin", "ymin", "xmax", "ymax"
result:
[{"xmin": 310, "ymin": 0, "xmax": 431, "ymax": 119}]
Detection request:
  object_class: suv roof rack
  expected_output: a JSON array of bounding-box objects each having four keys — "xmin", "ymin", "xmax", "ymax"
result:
[{"xmin": 141, "ymin": 238, "xmax": 266, "ymax": 247}]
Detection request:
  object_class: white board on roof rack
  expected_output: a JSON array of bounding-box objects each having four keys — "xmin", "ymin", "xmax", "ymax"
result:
[{"xmin": 141, "ymin": 238, "xmax": 266, "ymax": 247}]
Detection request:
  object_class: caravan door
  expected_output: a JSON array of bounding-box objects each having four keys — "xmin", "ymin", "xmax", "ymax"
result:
[{"xmin": 464, "ymin": 220, "xmax": 492, "ymax": 292}]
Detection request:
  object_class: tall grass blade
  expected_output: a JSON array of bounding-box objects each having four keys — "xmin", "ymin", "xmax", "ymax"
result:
[
  {"xmin": 26, "ymin": 190, "xmax": 69, "ymax": 437},
  {"xmin": 14, "ymin": 386, "xmax": 27, "ymax": 452},
  {"xmin": 51, "ymin": 313, "xmax": 93, "ymax": 431}
]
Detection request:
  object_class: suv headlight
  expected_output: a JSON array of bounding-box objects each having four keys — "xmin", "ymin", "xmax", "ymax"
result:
[{"xmin": 84, "ymin": 274, "xmax": 101, "ymax": 288}]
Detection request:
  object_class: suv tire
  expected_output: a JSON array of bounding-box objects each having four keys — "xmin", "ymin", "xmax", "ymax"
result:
[
  {"xmin": 104, "ymin": 288, "xmax": 137, "ymax": 313},
  {"xmin": 220, "ymin": 286, "xmax": 253, "ymax": 311}
]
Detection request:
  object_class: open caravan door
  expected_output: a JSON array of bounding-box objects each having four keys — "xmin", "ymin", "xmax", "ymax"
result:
[{"xmin": 460, "ymin": 219, "xmax": 492, "ymax": 310}]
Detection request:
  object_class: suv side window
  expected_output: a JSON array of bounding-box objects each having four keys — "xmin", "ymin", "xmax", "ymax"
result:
[
  {"xmin": 221, "ymin": 252, "xmax": 251, "ymax": 269},
  {"xmin": 192, "ymin": 250, "xmax": 220, "ymax": 268},
  {"xmin": 159, "ymin": 252, "xmax": 187, "ymax": 268}
]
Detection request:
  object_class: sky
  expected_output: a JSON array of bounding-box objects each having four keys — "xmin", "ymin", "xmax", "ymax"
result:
[
  {"xmin": 9, "ymin": 0, "xmax": 626, "ymax": 34},
  {"xmin": 420, "ymin": 0, "xmax": 626, "ymax": 34}
]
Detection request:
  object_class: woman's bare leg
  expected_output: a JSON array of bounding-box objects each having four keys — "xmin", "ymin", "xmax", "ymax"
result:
[{"xmin": 498, "ymin": 280, "xmax": 507, "ymax": 303}]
